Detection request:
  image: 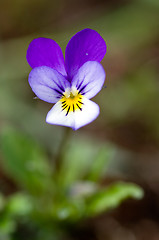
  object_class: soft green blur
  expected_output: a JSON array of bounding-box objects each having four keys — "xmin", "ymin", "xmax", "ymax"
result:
[{"xmin": 0, "ymin": 0, "xmax": 158, "ymax": 239}]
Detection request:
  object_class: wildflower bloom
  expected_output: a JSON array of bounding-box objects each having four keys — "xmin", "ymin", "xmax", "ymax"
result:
[{"xmin": 26, "ymin": 29, "xmax": 106, "ymax": 130}]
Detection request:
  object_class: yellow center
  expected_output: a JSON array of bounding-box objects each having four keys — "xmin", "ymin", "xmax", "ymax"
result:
[{"xmin": 60, "ymin": 87, "xmax": 84, "ymax": 115}]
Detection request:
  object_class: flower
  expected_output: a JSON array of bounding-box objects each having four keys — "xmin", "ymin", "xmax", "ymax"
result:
[{"xmin": 26, "ymin": 28, "xmax": 106, "ymax": 130}]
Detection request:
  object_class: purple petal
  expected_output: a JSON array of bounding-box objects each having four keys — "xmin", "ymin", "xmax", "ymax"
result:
[
  {"xmin": 46, "ymin": 97, "xmax": 99, "ymax": 130},
  {"xmin": 65, "ymin": 29, "xmax": 107, "ymax": 79},
  {"xmin": 72, "ymin": 61, "xmax": 105, "ymax": 99},
  {"xmin": 28, "ymin": 66, "xmax": 70, "ymax": 103},
  {"xmin": 26, "ymin": 37, "xmax": 67, "ymax": 76}
]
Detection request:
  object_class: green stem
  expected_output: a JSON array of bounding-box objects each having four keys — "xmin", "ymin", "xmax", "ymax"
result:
[{"xmin": 54, "ymin": 127, "xmax": 71, "ymax": 173}]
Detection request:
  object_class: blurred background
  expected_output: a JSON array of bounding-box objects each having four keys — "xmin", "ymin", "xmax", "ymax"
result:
[{"xmin": 0, "ymin": 0, "xmax": 159, "ymax": 239}]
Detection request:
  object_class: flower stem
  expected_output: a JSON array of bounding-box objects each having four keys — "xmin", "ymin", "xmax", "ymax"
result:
[{"xmin": 54, "ymin": 127, "xmax": 71, "ymax": 173}]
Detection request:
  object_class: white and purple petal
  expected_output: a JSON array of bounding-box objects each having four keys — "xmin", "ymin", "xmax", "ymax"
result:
[
  {"xmin": 65, "ymin": 28, "xmax": 107, "ymax": 79},
  {"xmin": 72, "ymin": 61, "xmax": 105, "ymax": 99},
  {"xmin": 28, "ymin": 66, "xmax": 70, "ymax": 103},
  {"xmin": 46, "ymin": 97, "xmax": 99, "ymax": 130},
  {"xmin": 26, "ymin": 37, "xmax": 67, "ymax": 76}
]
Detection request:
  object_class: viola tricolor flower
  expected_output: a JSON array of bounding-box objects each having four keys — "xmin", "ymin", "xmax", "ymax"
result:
[{"xmin": 26, "ymin": 29, "xmax": 106, "ymax": 130}]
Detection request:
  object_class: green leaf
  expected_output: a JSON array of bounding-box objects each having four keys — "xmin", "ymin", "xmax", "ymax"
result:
[
  {"xmin": 0, "ymin": 217, "xmax": 16, "ymax": 235},
  {"xmin": 0, "ymin": 127, "xmax": 53, "ymax": 196},
  {"xmin": 85, "ymin": 182, "xmax": 144, "ymax": 216},
  {"xmin": 58, "ymin": 137, "xmax": 106, "ymax": 188},
  {"xmin": 54, "ymin": 198, "xmax": 85, "ymax": 222},
  {"xmin": 87, "ymin": 144, "xmax": 115, "ymax": 182},
  {"xmin": 6, "ymin": 193, "xmax": 33, "ymax": 217}
]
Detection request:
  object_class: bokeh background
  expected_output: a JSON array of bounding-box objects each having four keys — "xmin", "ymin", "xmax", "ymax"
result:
[{"xmin": 0, "ymin": 0, "xmax": 159, "ymax": 239}]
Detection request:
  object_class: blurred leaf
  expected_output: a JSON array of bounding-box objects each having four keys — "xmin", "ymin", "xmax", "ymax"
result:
[
  {"xmin": 0, "ymin": 127, "xmax": 53, "ymax": 196},
  {"xmin": 6, "ymin": 193, "xmax": 33, "ymax": 217},
  {"xmin": 87, "ymin": 144, "xmax": 115, "ymax": 182},
  {"xmin": 85, "ymin": 182, "xmax": 144, "ymax": 216},
  {"xmin": 0, "ymin": 217, "xmax": 16, "ymax": 236},
  {"xmin": 58, "ymin": 137, "xmax": 106, "ymax": 189},
  {"xmin": 54, "ymin": 197, "xmax": 86, "ymax": 222}
]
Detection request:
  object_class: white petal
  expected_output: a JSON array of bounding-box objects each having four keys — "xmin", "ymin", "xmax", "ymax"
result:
[{"xmin": 46, "ymin": 97, "xmax": 100, "ymax": 130}]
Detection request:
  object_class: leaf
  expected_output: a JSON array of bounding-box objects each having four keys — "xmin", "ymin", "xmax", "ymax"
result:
[
  {"xmin": 54, "ymin": 198, "xmax": 86, "ymax": 222},
  {"xmin": 58, "ymin": 137, "xmax": 106, "ymax": 188},
  {"xmin": 87, "ymin": 144, "xmax": 115, "ymax": 182},
  {"xmin": 0, "ymin": 127, "xmax": 53, "ymax": 196},
  {"xmin": 0, "ymin": 217, "xmax": 16, "ymax": 236},
  {"xmin": 6, "ymin": 193, "xmax": 33, "ymax": 217},
  {"xmin": 85, "ymin": 182, "xmax": 144, "ymax": 216}
]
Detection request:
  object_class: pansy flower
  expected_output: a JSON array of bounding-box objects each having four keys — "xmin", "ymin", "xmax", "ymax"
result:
[{"xmin": 27, "ymin": 28, "xmax": 106, "ymax": 130}]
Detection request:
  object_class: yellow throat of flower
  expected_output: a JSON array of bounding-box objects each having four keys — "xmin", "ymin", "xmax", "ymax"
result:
[{"xmin": 60, "ymin": 87, "xmax": 84, "ymax": 115}]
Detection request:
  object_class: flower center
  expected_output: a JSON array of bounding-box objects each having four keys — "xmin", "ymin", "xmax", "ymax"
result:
[
  {"xmin": 70, "ymin": 92, "xmax": 75, "ymax": 99},
  {"xmin": 60, "ymin": 87, "xmax": 84, "ymax": 116}
]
